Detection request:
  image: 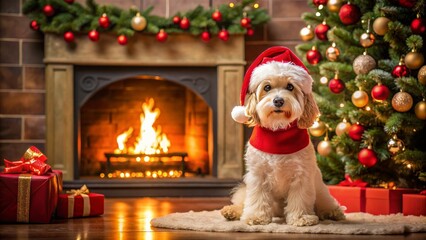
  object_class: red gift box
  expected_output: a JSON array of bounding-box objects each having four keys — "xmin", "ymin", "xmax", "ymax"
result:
[
  {"xmin": 56, "ymin": 185, "xmax": 104, "ymax": 218},
  {"xmin": 403, "ymin": 194, "xmax": 426, "ymax": 216},
  {"xmin": 365, "ymin": 188, "xmax": 418, "ymax": 215},
  {"xmin": 328, "ymin": 185, "xmax": 366, "ymax": 213}
]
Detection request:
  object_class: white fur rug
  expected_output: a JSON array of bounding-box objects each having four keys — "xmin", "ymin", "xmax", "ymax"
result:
[{"xmin": 150, "ymin": 210, "xmax": 426, "ymax": 235}]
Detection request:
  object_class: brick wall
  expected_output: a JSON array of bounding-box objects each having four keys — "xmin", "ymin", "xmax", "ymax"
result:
[{"xmin": 0, "ymin": 0, "xmax": 311, "ymax": 161}]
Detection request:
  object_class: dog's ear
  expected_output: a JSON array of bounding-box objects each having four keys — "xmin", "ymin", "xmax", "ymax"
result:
[
  {"xmin": 245, "ymin": 93, "xmax": 260, "ymax": 127},
  {"xmin": 297, "ymin": 92, "xmax": 320, "ymax": 129}
]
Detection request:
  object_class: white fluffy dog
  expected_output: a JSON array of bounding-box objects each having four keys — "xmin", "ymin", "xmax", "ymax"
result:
[{"xmin": 221, "ymin": 47, "xmax": 345, "ymax": 227}]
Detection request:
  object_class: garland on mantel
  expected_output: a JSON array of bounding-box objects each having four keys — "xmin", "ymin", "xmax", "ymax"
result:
[{"xmin": 23, "ymin": 0, "xmax": 270, "ymax": 44}]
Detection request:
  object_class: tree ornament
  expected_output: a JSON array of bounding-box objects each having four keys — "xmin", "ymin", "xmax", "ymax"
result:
[
  {"xmin": 352, "ymin": 90, "xmax": 369, "ymax": 108},
  {"xmin": 99, "ymin": 13, "xmax": 110, "ymax": 29},
  {"xmin": 405, "ymin": 49, "xmax": 425, "ymax": 70},
  {"xmin": 313, "ymin": 0, "xmax": 327, "ymax": 7},
  {"xmin": 212, "ymin": 9, "xmax": 222, "ymax": 22},
  {"xmin": 180, "ymin": 17, "xmax": 190, "ymax": 30},
  {"xmin": 300, "ymin": 25, "xmax": 315, "ymax": 41},
  {"xmin": 317, "ymin": 138, "xmax": 332, "ymax": 157},
  {"xmin": 392, "ymin": 91, "xmax": 413, "ymax": 112},
  {"xmin": 392, "ymin": 58, "xmax": 410, "ymax": 78},
  {"xmin": 349, "ymin": 123, "xmax": 365, "ymax": 141},
  {"xmin": 240, "ymin": 15, "xmax": 251, "ymax": 28},
  {"xmin": 387, "ymin": 135, "xmax": 405, "ymax": 155},
  {"xmin": 328, "ymin": 72, "xmax": 345, "ymax": 94},
  {"xmin": 88, "ymin": 29, "xmax": 99, "ymax": 42},
  {"xmin": 327, "ymin": 0, "xmax": 343, "ymax": 12},
  {"xmin": 131, "ymin": 13, "xmax": 147, "ymax": 31},
  {"xmin": 410, "ymin": 16, "xmax": 426, "ymax": 35},
  {"xmin": 371, "ymin": 83, "xmax": 390, "ymax": 101},
  {"xmin": 218, "ymin": 29, "xmax": 230, "ymax": 41},
  {"xmin": 64, "ymin": 0, "xmax": 74, "ymax": 4},
  {"xmin": 353, "ymin": 53, "xmax": 376, "ymax": 75},
  {"xmin": 246, "ymin": 28, "xmax": 255, "ymax": 36},
  {"xmin": 418, "ymin": 65, "xmax": 426, "ymax": 85},
  {"xmin": 63, "ymin": 31, "xmax": 74, "ymax": 43},
  {"xmin": 339, "ymin": 2, "xmax": 361, "ymax": 25},
  {"xmin": 336, "ymin": 120, "xmax": 351, "ymax": 136},
  {"xmin": 30, "ymin": 20, "xmax": 39, "ymax": 31},
  {"xmin": 373, "ymin": 17, "xmax": 390, "ymax": 36},
  {"xmin": 359, "ymin": 32, "xmax": 375, "ymax": 48},
  {"xmin": 309, "ymin": 120, "xmax": 327, "ymax": 137},
  {"xmin": 414, "ymin": 99, "xmax": 426, "ymax": 120},
  {"xmin": 358, "ymin": 147, "xmax": 377, "ymax": 167},
  {"xmin": 315, "ymin": 21, "xmax": 330, "ymax": 41},
  {"xmin": 117, "ymin": 35, "xmax": 127, "ymax": 45},
  {"xmin": 306, "ymin": 46, "xmax": 322, "ymax": 65},
  {"xmin": 201, "ymin": 31, "xmax": 211, "ymax": 42},
  {"xmin": 43, "ymin": 4, "xmax": 55, "ymax": 17},
  {"xmin": 156, "ymin": 29, "xmax": 168, "ymax": 42},
  {"xmin": 325, "ymin": 42, "xmax": 340, "ymax": 61},
  {"xmin": 398, "ymin": 0, "xmax": 416, "ymax": 8},
  {"xmin": 172, "ymin": 16, "xmax": 181, "ymax": 24}
]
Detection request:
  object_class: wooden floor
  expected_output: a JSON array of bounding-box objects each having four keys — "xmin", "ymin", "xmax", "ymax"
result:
[{"xmin": 1, "ymin": 197, "xmax": 425, "ymax": 240}]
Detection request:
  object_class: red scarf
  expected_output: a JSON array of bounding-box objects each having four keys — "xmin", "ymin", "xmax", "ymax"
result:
[{"xmin": 249, "ymin": 121, "xmax": 310, "ymax": 154}]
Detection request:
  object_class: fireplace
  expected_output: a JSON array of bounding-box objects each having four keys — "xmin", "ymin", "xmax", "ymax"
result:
[{"xmin": 44, "ymin": 33, "xmax": 245, "ymax": 196}]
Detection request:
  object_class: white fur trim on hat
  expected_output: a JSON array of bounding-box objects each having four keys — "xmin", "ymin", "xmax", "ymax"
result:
[
  {"xmin": 249, "ymin": 61, "xmax": 313, "ymax": 94},
  {"xmin": 231, "ymin": 106, "xmax": 249, "ymax": 123}
]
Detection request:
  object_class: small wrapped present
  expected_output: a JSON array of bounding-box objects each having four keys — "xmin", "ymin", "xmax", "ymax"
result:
[
  {"xmin": 403, "ymin": 191, "xmax": 426, "ymax": 216},
  {"xmin": 0, "ymin": 146, "xmax": 62, "ymax": 223},
  {"xmin": 56, "ymin": 185, "xmax": 104, "ymax": 219},
  {"xmin": 365, "ymin": 187, "xmax": 418, "ymax": 215},
  {"xmin": 327, "ymin": 175, "xmax": 368, "ymax": 213}
]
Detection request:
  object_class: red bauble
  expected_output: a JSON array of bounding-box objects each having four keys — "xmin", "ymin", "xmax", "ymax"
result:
[
  {"xmin": 99, "ymin": 14, "xmax": 110, "ymax": 29},
  {"xmin": 43, "ymin": 4, "xmax": 55, "ymax": 17},
  {"xmin": 348, "ymin": 123, "xmax": 365, "ymax": 141},
  {"xmin": 117, "ymin": 35, "xmax": 127, "ymax": 45},
  {"xmin": 88, "ymin": 30, "xmax": 100, "ymax": 42},
  {"xmin": 201, "ymin": 31, "xmax": 211, "ymax": 42},
  {"xmin": 30, "ymin": 20, "xmax": 39, "ymax": 31},
  {"xmin": 313, "ymin": 0, "xmax": 327, "ymax": 7},
  {"xmin": 398, "ymin": 0, "xmax": 416, "ymax": 8},
  {"xmin": 246, "ymin": 28, "xmax": 255, "ymax": 36},
  {"xmin": 64, "ymin": 0, "xmax": 74, "ymax": 4},
  {"xmin": 392, "ymin": 64, "xmax": 410, "ymax": 78},
  {"xmin": 180, "ymin": 17, "xmax": 190, "ymax": 30},
  {"xmin": 358, "ymin": 148, "xmax": 378, "ymax": 167},
  {"xmin": 306, "ymin": 47, "xmax": 322, "ymax": 65},
  {"xmin": 315, "ymin": 23, "xmax": 330, "ymax": 41},
  {"xmin": 371, "ymin": 84, "xmax": 390, "ymax": 101},
  {"xmin": 156, "ymin": 29, "xmax": 168, "ymax": 42},
  {"xmin": 411, "ymin": 18, "xmax": 426, "ymax": 35},
  {"xmin": 63, "ymin": 31, "xmax": 75, "ymax": 43},
  {"xmin": 339, "ymin": 3, "xmax": 361, "ymax": 25},
  {"xmin": 212, "ymin": 10, "xmax": 222, "ymax": 22},
  {"xmin": 240, "ymin": 17, "xmax": 251, "ymax": 28},
  {"xmin": 328, "ymin": 77, "xmax": 345, "ymax": 93},
  {"xmin": 218, "ymin": 29, "xmax": 230, "ymax": 41},
  {"xmin": 172, "ymin": 16, "xmax": 181, "ymax": 25}
]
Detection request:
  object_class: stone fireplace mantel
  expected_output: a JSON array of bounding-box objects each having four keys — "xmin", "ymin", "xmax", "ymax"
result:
[{"xmin": 44, "ymin": 33, "xmax": 245, "ymax": 181}]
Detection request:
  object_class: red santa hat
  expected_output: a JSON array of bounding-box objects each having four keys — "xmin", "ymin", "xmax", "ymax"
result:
[{"xmin": 231, "ymin": 46, "xmax": 314, "ymax": 123}]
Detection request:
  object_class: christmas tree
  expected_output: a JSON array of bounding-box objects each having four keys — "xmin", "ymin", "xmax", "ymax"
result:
[{"xmin": 296, "ymin": 0, "xmax": 426, "ymax": 189}]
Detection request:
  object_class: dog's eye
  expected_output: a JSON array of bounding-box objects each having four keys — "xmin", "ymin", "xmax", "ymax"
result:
[
  {"xmin": 263, "ymin": 84, "xmax": 271, "ymax": 92},
  {"xmin": 286, "ymin": 84, "xmax": 294, "ymax": 91}
]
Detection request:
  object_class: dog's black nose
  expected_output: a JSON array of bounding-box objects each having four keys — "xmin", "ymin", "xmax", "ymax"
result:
[{"xmin": 273, "ymin": 97, "xmax": 284, "ymax": 107}]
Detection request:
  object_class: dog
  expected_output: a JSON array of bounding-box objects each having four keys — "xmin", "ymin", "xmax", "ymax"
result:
[{"xmin": 221, "ymin": 47, "xmax": 345, "ymax": 227}]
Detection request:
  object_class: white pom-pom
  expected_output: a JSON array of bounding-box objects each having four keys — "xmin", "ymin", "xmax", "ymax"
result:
[{"xmin": 231, "ymin": 106, "xmax": 249, "ymax": 123}]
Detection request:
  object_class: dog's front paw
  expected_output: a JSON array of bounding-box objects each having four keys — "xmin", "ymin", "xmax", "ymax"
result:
[
  {"xmin": 221, "ymin": 205, "xmax": 243, "ymax": 221},
  {"xmin": 286, "ymin": 214, "xmax": 319, "ymax": 226},
  {"xmin": 318, "ymin": 206, "xmax": 346, "ymax": 221},
  {"xmin": 242, "ymin": 215, "xmax": 272, "ymax": 225}
]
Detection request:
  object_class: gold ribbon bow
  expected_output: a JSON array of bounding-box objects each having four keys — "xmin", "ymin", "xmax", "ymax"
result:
[
  {"xmin": 66, "ymin": 185, "xmax": 91, "ymax": 218},
  {"xmin": 66, "ymin": 184, "xmax": 90, "ymax": 196}
]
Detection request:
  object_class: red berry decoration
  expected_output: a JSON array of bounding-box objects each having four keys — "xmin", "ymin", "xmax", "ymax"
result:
[
  {"xmin": 99, "ymin": 14, "xmax": 110, "ymax": 29},
  {"xmin": 240, "ymin": 17, "xmax": 251, "ymax": 28},
  {"xmin": 30, "ymin": 20, "xmax": 39, "ymax": 31},
  {"xmin": 358, "ymin": 148, "xmax": 378, "ymax": 167},
  {"xmin": 63, "ymin": 31, "xmax": 75, "ymax": 43},
  {"xmin": 201, "ymin": 31, "xmax": 211, "ymax": 42},
  {"xmin": 306, "ymin": 46, "xmax": 322, "ymax": 65},
  {"xmin": 64, "ymin": 0, "xmax": 74, "ymax": 4},
  {"xmin": 156, "ymin": 29, "xmax": 168, "ymax": 42},
  {"xmin": 371, "ymin": 84, "xmax": 390, "ymax": 101},
  {"xmin": 212, "ymin": 9, "xmax": 222, "ymax": 22},
  {"xmin": 328, "ymin": 76, "xmax": 345, "ymax": 94},
  {"xmin": 88, "ymin": 30, "xmax": 100, "ymax": 42},
  {"xmin": 339, "ymin": 3, "xmax": 361, "ymax": 25},
  {"xmin": 398, "ymin": 0, "xmax": 416, "ymax": 8},
  {"xmin": 348, "ymin": 123, "xmax": 365, "ymax": 141},
  {"xmin": 180, "ymin": 17, "xmax": 190, "ymax": 30},
  {"xmin": 117, "ymin": 35, "xmax": 127, "ymax": 45},
  {"xmin": 218, "ymin": 29, "xmax": 230, "ymax": 41},
  {"xmin": 43, "ymin": 4, "xmax": 55, "ymax": 17},
  {"xmin": 411, "ymin": 17, "xmax": 426, "ymax": 35},
  {"xmin": 172, "ymin": 16, "xmax": 181, "ymax": 25},
  {"xmin": 246, "ymin": 28, "xmax": 255, "ymax": 36},
  {"xmin": 313, "ymin": 0, "xmax": 327, "ymax": 7},
  {"xmin": 315, "ymin": 22, "xmax": 330, "ymax": 41},
  {"xmin": 392, "ymin": 64, "xmax": 410, "ymax": 78}
]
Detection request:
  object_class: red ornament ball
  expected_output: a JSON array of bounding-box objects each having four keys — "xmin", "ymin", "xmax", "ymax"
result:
[
  {"xmin": 212, "ymin": 10, "xmax": 222, "ymax": 22},
  {"xmin": 411, "ymin": 18, "xmax": 426, "ymax": 35},
  {"xmin": 64, "ymin": 0, "xmax": 74, "ymax": 4},
  {"xmin": 313, "ymin": 0, "xmax": 328, "ymax": 7},
  {"xmin": 43, "ymin": 4, "xmax": 55, "ymax": 17},
  {"xmin": 201, "ymin": 31, "xmax": 211, "ymax": 42},
  {"xmin": 339, "ymin": 3, "xmax": 361, "ymax": 25},
  {"xmin": 240, "ymin": 17, "xmax": 251, "ymax": 28},
  {"xmin": 30, "ymin": 20, "xmax": 39, "ymax": 31},
  {"xmin": 180, "ymin": 17, "xmax": 190, "ymax": 30},
  {"xmin": 63, "ymin": 31, "xmax": 75, "ymax": 43},
  {"xmin": 348, "ymin": 123, "xmax": 365, "ymax": 141},
  {"xmin": 172, "ymin": 16, "xmax": 181, "ymax": 24},
  {"xmin": 218, "ymin": 29, "xmax": 230, "ymax": 41},
  {"xmin": 156, "ymin": 29, "xmax": 168, "ymax": 42},
  {"xmin": 358, "ymin": 148, "xmax": 378, "ymax": 167},
  {"xmin": 306, "ymin": 48, "xmax": 322, "ymax": 65},
  {"xmin": 99, "ymin": 14, "xmax": 110, "ymax": 29},
  {"xmin": 371, "ymin": 84, "xmax": 390, "ymax": 101},
  {"xmin": 88, "ymin": 30, "xmax": 100, "ymax": 42},
  {"xmin": 392, "ymin": 64, "xmax": 410, "ymax": 78},
  {"xmin": 117, "ymin": 35, "xmax": 127, "ymax": 45},
  {"xmin": 398, "ymin": 0, "xmax": 416, "ymax": 8},
  {"xmin": 315, "ymin": 23, "xmax": 330, "ymax": 41},
  {"xmin": 246, "ymin": 28, "xmax": 255, "ymax": 36},
  {"xmin": 328, "ymin": 77, "xmax": 345, "ymax": 94}
]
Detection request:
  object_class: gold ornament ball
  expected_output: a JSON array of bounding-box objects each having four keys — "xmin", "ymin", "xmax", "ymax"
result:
[
  {"xmin": 405, "ymin": 51, "xmax": 425, "ymax": 70},
  {"xmin": 300, "ymin": 26, "xmax": 314, "ymax": 41},
  {"xmin": 415, "ymin": 100, "xmax": 426, "ymax": 120},
  {"xmin": 327, "ymin": 0, "xmax": 343, "ymax": 12},
  {"xmin": 418, "ymin": 65, "xmax": 426, "ymax": 85},
  {"xmin": 335, "ymin": 121, "xmax": 351, "ymax": 136},
  {"xmin": 387, "ymin": 136, "xmax": 405, "ymax": 155},
  {"xmin": 131, "ymin": 13, "xmax": 147, "ymax": 31},
  {"xmin": 392, "ymin": 91, "xmax": 413, "ymax": 112},
  {"xmin": 317, "ymin": 140, "xmax": 332, "ymax": 157},
  {"xmin": 326, "ymin": 46, "xmax": 340, "ymax": 61},
  {"xmin": 360, "ymin": 32, "xmax": 375, "ymax": 48},
  {"xmin": 309, "ymin": 121, "xmax": 327, "ymax": 137},
  {"xmin": 373, "ymin": 17, "xmax": 390, "ymax": 36},
  {"xmin": 352, "ymin": 90, "xmax": 369, "ymax": 108},
  {"xmin": 353, "ymin": 54, "xmax": 376, "ymax": 75}
]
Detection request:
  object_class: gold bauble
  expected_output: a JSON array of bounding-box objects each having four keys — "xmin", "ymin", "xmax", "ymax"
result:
[
  {"xmin": 335, "ymin": 121, "xmax": 351, "ymax": 136},
  {"xmin": 327, "ymin": 0, "xmax": 343, "ymax": 12},
  {"xmin": 373, "ymin": 17, "xmax": 390, "ymax": 36},
  {"xmin": 309, "ymin": 121, "xmax": 327, "ymax": 137},
  {"xmin": 359, "ymin": 32, "xmax": 375, "ymax": 48},
  {"xmin": 131, "ymin": 13, "xmax": 147, "ymax": 31},
  {"xmin": 405, "ymin": 50, "xmax": 425, "ymax": 70},
  {"xmin": 414, "ymin": 100, "xmax": 426, "ymax": 120},
  {"xmin": 326, "ymin": 44, "xmax": 340, "ymax": 61},
  {"xmin": 353, "ymin": 54, "xmax": 376, "ymax": 75},
  {"xmin": 317, "ymin": 140, "xmax": 332, "ymax": 157},
  {"xmin": 300, "ymin": 25, "xmax": 314, "ymax": 41},
  {"xmin": 352, "ymin": 90, "xmax": 369, "ymax": 108},
  {"xmin": 391, "ymin": 91, "xmax": 413, "ymax": 112},
  {"xmin": 418, "ymin": 65, "xmax": 426, "ymax": 85},
  {"xmin": 387, "ymin": 135, "xmax": 405, "ymax": 155}
]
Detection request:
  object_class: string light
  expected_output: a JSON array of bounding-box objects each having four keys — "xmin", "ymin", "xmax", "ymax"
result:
[
  {"xmin": 229, "ymin": 2, "xmax": 235, "ymax": 8},
  {"xmin": 320, "ymin": 76, "xmax": 328, "ymax": 84},
  {"xmin": 253, "ymin": 3, "xmax": 259, "ymax": 8},
  {"xmin": 339, "ymin": 103, "xmax": 345, "ymax": 108}
]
